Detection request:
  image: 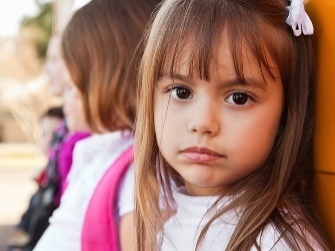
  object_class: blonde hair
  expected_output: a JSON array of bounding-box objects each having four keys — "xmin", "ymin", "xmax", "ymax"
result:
[
  {"xmin": 62, "ymin": 0, "xmax": 160, "ymax": 133},
  {"xmin": 135, "ymin": 0, "xmax": 333, "ymax": 250}
]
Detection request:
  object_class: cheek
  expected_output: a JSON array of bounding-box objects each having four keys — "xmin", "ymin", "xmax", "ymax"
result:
[
  {"xmin": 228, "ymin": 109, "xmax": 282, "ymax": 168},
  {"xmin": 41, "ymin": 130, "xmax": 53, "ymax": 151},
  {"xmin": 153, "ymin": 92, "xmax": 179, "ymax": 159},
  {"xmin": 154, "ymin": 91, "xmax": 170, "ymax": 143},
  {"xmin": 154, "ymin": 95, "xmax": 163, "ymax": 142}
]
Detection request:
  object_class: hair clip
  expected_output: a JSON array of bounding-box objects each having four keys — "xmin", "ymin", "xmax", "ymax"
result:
[{"xmin": 286, "ymin": 0, "xmax": 314, "ymax": 36}]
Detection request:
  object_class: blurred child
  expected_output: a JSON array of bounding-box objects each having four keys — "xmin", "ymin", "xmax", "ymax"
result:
[
  {"xmin": 8, "ymin": 31, "xmax": 91, "ymax": 250},
  {"xmin": 38, "ymin": 107, "xmax": 64, "ymax": 156},
  {"xmin": 12, "ymin": 36, "xmax": 72, "ymax": 250},
  {"xmin": 8, "ymin": 107, "xmax": 64, "ymax": 251},
  {"xmin": 134, "ymin": 0, "xmax": 333, "ymax": 250},
  {"xmin": 34, "ymin": 0, "xmax": 160, "ymax": 250},
  {"xmin": 41, "ymin": 35, "xmax": 69, "ymax": 210}
]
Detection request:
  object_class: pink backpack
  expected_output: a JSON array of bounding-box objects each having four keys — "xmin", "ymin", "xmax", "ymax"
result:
[{"xmin": 82, "ymin": 146, "xmax": 133, "ymax": 251}]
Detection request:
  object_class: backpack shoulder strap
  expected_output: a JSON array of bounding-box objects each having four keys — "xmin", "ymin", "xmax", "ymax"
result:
[{"xmin": 82, "ymin": 145, "xmax": 133, "ymax": 251}]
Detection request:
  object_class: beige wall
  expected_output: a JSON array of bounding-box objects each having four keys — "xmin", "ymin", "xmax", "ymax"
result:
[
  {"xmin": 0, "ymin": 117, "xmax": 27, "ymax": 143},
  {"xmin": 0, "ymin": 36, "xmax": 45, "ymax": 143}
]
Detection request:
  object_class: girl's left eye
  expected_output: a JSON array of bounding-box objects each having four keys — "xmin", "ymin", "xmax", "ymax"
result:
[
  {"xmin": 170, "ymin": 86, "xmax": 193, "ymax": 100},
  {"xmin": 226, "ymin": 92, "xmax": 253, "ymax": 106}
]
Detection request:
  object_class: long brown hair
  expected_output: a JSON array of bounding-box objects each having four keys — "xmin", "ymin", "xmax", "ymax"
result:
[
  {"xmin": 135, "ymin": 0, "xmax": 333, "ymax": 250},
  {"xmin": 61, "ymin": 0, "xmax": 160, "ymax": 133}
]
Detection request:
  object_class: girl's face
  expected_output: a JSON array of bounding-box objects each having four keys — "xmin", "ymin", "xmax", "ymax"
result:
[
  {"xmin": 44, "ymin": 36, "xmax": 68, "ymax": 97},
  {"xmin": 62, "ymin": 67, "xmax": 88, "ymax": 133},
  {"xmin": 154, "ymin": 33, "xmax": 284, "ymax": 196},
  {"xmin": 39, "ymin": 116, "xmax": 62, "ymax": 155}
]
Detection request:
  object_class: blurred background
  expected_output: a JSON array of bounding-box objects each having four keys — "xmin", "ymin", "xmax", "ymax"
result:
[{"xmin": 0, "ymin": 0, "xmax": 88, "ymax": 249}]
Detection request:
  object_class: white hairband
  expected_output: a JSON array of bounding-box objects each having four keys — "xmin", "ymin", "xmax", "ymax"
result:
[{"xmin": 286, "ymin": 0, "xmax": 314, "ymax": 36}]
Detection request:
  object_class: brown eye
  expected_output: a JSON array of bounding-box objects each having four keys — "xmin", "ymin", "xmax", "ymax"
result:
[
  {"xmin": 172, "ymin": 87, "xmax": 192, "ymax": 99},
  {"xmin": 226, "ymin": 92, "xmax": 252, "ymax": 106},
  {"xmin": 232, "ymin": 93, "xmax": 249, "ymax": 105}
]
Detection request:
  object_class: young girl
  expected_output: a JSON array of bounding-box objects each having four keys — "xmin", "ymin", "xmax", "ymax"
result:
[
  {"xmin": 135, "ymin": 0, "xmax": 333, "ymax": 250},
  {"xmin": 37, "ymin": 107, "xmax": 65, "ymax": 156},
  {"xmin": 33, "ymin": 0, "xmax": 160, "ymax": 250},
  {"xmin": 8, "ymin": 107, "xmax": 64, "ymax": 251}
]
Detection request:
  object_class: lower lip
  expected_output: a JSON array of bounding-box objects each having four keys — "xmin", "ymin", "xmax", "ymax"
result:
[{"xmin": 181, "ymin": 152, "xmax": 223, "ymax": 163}]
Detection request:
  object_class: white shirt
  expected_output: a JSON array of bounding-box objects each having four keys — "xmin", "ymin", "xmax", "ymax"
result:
[
  {"xmin": 161, "ymin": 187, "xmax": 292, "ymax": 251},
  {"xmin": 34, "ymin": 130, "xmax": 135, "ymax": 251}
]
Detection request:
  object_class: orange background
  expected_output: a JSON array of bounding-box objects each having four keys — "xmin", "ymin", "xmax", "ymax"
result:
[{"xmin": 306, "ymin": 0, "xmax": 335, "ymax": 246}]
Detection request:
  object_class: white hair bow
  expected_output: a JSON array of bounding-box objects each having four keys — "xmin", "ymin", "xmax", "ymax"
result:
[{"xmin": 286, "ymin": 0, "xmax": 314, "ymax": 36}]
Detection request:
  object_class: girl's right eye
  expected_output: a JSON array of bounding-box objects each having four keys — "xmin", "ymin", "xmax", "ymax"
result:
[{"xmin": 170, "ymin": 86, "xmax": 193, "ymax": 100}]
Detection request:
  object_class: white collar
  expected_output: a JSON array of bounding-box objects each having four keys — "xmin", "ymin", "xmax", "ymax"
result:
[{"xmin": 172, "ymin": 187, "xmax": 239, "ymax": 225}]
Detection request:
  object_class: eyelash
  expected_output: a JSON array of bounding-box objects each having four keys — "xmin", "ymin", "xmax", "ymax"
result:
[
  {"xmin": 165, "ymin": 85, "xmax": 193, "ymax": 100},
  {"xmin": 225, "ymin": 91, "xmax": 256, "ymax": 107},
  {"xmin": 164, "ymin": 85, "xmax": 256, "ymax": 106}
]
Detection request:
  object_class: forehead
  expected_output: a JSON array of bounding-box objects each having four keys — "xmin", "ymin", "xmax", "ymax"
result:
[{"xmin": 161, "ymin": 29, "xmax": 281, "ymax": 85}]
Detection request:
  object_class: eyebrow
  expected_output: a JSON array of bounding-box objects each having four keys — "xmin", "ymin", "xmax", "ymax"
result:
[
  {"xmin": 159, "ymin": 73, "xmax": 267, "ymax": 91},
  {"xmin": 221, "ymin": 77, "xmax": 267, "ymax": 91}
]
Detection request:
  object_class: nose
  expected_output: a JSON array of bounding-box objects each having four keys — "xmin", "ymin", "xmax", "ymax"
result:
[{"xmin": 188, "ymin": 98, "xmax": 220, "ymax": 137}]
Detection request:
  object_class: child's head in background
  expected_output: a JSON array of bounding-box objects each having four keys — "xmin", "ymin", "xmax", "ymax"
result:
[
  {"xmin": 44, "ymin": 35, "xmax": 68, "ymax": 97},
  {"xmin": 61, "ymin": 0, "xmax": 161, "ymax": 134},
  {"xmin": 135, "ymin": 0, "xmax": 330, "ymax": 250},
  {"xmin": 39, "ymin": 106, "xmax": 64, "ymax": 155}
]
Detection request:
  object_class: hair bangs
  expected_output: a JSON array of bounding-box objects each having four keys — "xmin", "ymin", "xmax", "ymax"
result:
[
  {"xmin": 225, "ymin": 4, "xmax": 291, "ymax": 87},
  {"xmin": 148, "ymin": 0, "xmax": 290, "ymax": 88},
  {"xmin": 147, "ymin": 0, "xmax": 227, "ymax": 83}
]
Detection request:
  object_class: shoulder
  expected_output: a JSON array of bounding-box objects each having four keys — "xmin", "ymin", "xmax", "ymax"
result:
[
  {"xmin": 65, "ymin": 136, "xmax": 93, "ymax": 182},
  {"xmin": 70, "ymin": 135, "xmax": 98, "ymax": 163},
  {"xmin": 118, "ymin": 163, "xmax": 135, "ymax": 217},
  {"xmin": 257, "ymin": 223, "xmax": 291, "ymax": 250},
  {"xmin": 59, "ymin": 132, "xmax": 90, "ymax": 155},
  {"xmin": 257, "ymin": 222, "xmax": 324, "ymax": 251}
]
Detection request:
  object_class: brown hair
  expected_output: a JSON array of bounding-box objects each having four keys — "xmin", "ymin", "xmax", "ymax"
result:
[
  {"xmin": 62, "ymin": 0, "xmax": 160, "ymax": 133},
  {"xmin": 41, "ymin": 106, "xmax": 64, "ymax": 121},
  {"xmin": 135, "ymin": 0, "xmax": 333, "ymax": 250}
]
